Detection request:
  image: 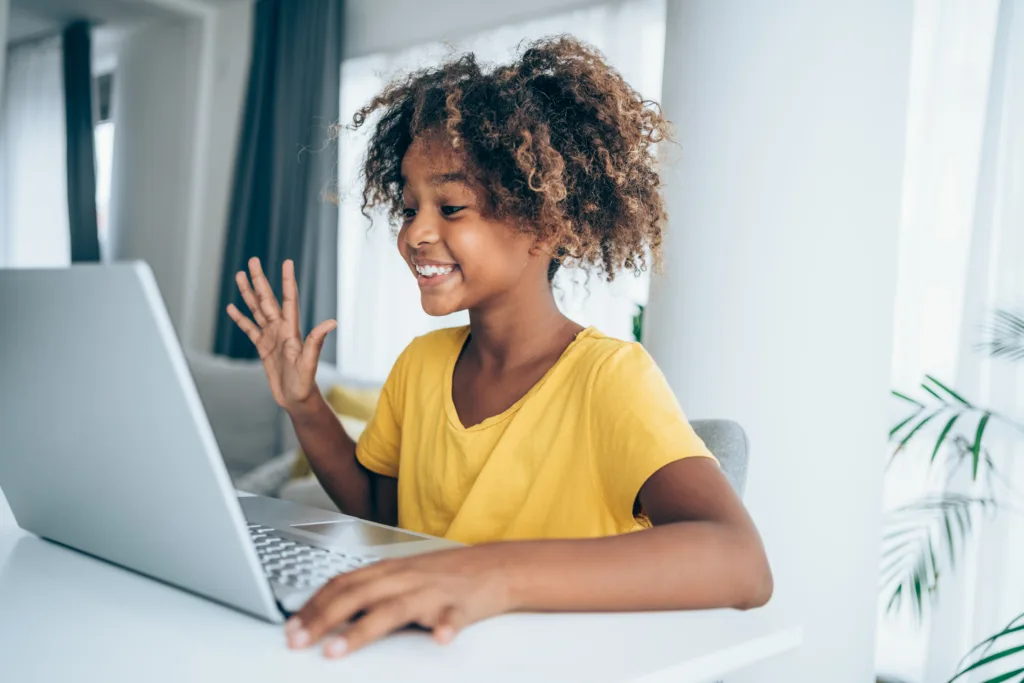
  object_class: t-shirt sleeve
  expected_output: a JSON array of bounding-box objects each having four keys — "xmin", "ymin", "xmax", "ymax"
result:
[
  {"xmin": 354, "ymin": 345, "xmax": 411, "ymax": 479},
  {"xmin": 589, "ymin": 343, "xmax": 717, "ymax": 525}
]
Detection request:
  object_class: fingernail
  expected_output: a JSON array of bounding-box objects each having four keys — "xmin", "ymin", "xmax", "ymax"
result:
[
  {"xmin": 288, "ymin": 629, "xmax": 310, "ymax": 649},
  {"xmin": 324, "ymin": 636, "xmax": 348, "ymax": 659},
  {"xmin": 285, "ymin": 618, "xmax": 302, "ymax": 634},
  {"xmin": 436, "ymin": 626, "xmax": 455, "ymax": 644}
]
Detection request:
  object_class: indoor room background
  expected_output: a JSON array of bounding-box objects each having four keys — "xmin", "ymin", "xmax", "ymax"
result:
[{"xmin": 2, "ymin": 1, "xmax": 1022, "ymax": 681}]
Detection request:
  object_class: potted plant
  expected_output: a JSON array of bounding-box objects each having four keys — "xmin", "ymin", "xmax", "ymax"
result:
[{"xmin": 884, "ymin": 309, "xmax": 1024, "ymax": 681}]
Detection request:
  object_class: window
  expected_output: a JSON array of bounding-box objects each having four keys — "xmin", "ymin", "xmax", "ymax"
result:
[
  {"xmin": 0, "ymin": 36, "xmax": 70, "ymax": 268},
  {"xmin": 94, "ymin": 73, "xmax": 115, "ymax": 259},
  {"xmin": 335, "ymin": 0, "xmax": 667, "ymax": 381}
]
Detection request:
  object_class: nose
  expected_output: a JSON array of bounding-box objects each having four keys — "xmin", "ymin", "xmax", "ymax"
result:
[{"xmin": 403, "ymin": 210, "xmax": 440, "ymax": 250}]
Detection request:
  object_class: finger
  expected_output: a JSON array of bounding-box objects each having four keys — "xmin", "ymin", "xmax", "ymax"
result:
[
  {"xmin": 288, "ymin": 566, "xmax": 403, "ymax": 648},
  {"xmin": 301, "ymin": 319, "xmax": 338, "ymax": 368},
  {"xmin": 248, "ymin": 257, "xmax": 282, "ymax": 323},
  {"xmin": 235, "ymin": 271, "xmax": 268, "ymax": 327},
  {"xmin": 281, "ymin": 259, "xmax": 301, "ymax": 337},
  {"xmin": 226, "ymin": 304, "xmax": 262, "ymax": 345},
  {"xmin": 324, "ymin": 596, "xmax": 428, "ymax": 659},
  {"xmin": 433, "ymin": 605, "xmax": 471, "ymax": 645}
]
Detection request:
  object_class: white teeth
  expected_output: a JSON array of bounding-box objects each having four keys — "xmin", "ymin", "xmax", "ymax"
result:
[{"xmin": 416, "ymin": 264, "xmax": 455, "ymax": 277}]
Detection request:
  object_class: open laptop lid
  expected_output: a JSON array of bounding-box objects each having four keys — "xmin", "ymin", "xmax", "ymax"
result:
[{"xmin": 0, "ymin": 262, "xmax": 281, "ymax": 622}]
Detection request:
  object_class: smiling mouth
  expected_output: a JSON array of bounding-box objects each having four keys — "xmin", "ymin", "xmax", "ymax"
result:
[
  {"xmin": 414, "ymin": 263, "xmax": 457, "ymax": 278},
  {"xmin": 413, "ymin": 262, "xmax": 461, "ymax": 289}
]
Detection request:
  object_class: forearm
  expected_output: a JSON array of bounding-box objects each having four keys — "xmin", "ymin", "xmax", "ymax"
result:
[
  {"xmin": 289, "ymin": 396, "xmax": 374, "ymax": 520},
  {"xmin": 492, "ymin": 521, "xmax": 773, "ymax": 613}
]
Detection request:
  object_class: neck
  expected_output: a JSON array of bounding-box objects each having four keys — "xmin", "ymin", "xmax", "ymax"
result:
[{"xmin": 466, "ymin": 278, "xmax": 573, "ymax": 370}]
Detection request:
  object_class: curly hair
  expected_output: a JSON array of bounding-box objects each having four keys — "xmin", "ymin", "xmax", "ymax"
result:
[{"xmin": 348, "ymin": 35, "xmax": 671, "ymax": 281}]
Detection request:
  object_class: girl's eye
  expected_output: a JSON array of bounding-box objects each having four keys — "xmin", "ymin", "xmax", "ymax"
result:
[
  {"xmin": 401, "ymin": 208, "xmax": 417, "ymax": 219},
  {"xmin": 441, "ymin": 205, "xmax": 465, "ymax": 217}
]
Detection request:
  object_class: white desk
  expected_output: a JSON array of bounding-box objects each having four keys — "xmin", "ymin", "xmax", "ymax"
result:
[{"xmin": 0, "ymin": 528, "xmax": 800, "ymax": 683}]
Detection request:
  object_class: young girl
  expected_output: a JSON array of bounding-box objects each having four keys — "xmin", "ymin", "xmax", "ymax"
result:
[{"xmin": 227, "ymin": 36, "xmax": 771, "ymax": 659}]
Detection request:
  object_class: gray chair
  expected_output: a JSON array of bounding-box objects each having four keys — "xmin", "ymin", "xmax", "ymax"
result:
[
  {"xmin": 691, "ymin": 419, "xmax": 749, "ymax": 497},
  {"xmin": 692, "ymin": 420, "xmax": 750, "ymax": 683}
]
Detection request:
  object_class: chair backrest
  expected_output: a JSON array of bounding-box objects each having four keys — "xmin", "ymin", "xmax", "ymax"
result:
[{"xmin": 690, "ymin": 419, "xmax": 749, "ymax": 497}]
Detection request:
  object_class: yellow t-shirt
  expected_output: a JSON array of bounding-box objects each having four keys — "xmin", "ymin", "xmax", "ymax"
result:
[{"xmin": 355, "ymin": 326, "xmax": 715, "ymax": 544}]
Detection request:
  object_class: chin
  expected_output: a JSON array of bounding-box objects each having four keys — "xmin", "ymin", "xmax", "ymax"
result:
[{"xmin": 420, "ymin": 296, "xmax": 465, "ymax": 317}]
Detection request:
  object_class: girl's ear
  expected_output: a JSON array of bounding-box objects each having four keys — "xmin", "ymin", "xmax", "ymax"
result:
[{"xmin": 529, "ymin": 236, "xmax": 557, "ymax": 258}]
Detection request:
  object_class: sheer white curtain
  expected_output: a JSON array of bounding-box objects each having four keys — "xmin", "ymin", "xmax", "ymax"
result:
[
  {"xmin": 336, "ymin": 0, "xmax": 666, "ymax": 382},
  {"xmin": 928, "ymin": 0, "xmax": 1024, "ymax": 678},
  {"xmin": 877, "ymin": 1, "xmax": 1024, "ymax": 680},
  {"xmin": 0, "ymin": 37, "xmax": 70, "ymax": 268}
]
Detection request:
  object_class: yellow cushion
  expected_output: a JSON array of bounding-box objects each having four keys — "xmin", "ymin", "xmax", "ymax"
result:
[
  {"xmin": 324, "ymin": 384, "xmax": 379, "ymax": 422},
  {"xmin": 290, "ymin": 384, "xmax": 380, "ymax": 479}
]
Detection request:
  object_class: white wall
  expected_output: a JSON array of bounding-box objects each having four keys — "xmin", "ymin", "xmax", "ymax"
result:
[
  {"xmin": 179, "ymin": 1, "xmax": 252, "ymax": 352},
  {"xmin": 0, "ymin": 0, "xmax": 9, "ymax": 531},
  {"xmin": 0, "ymin": 0, "xmax": 7, "ymax": 531},
  {"xmin": 107, "ymin": 17, "xmax": 201, "ymax": 327},
  {"xmin": 644, "ymin": 1, "xmax": 912, "ymax": 681},
  {"xmin": 0, "ymin": 0, "xmax": 8, "ymax": 89},
  {"xmin": 108, "ymin": 1, "xmax": 251, "ymax": 348},
  {"xmin": 344, "ymin": 0, "xmax": 603, "ymax": 58}
]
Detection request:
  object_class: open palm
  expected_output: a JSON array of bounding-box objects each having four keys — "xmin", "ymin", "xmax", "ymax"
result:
[{"xmin": 226, "ymin": 257, "xmax": 337, "ymax": 412}]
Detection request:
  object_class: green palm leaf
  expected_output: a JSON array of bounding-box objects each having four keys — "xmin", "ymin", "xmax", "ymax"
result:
[
  {"xmin": 893, "ymin": 389, "xmax": 925, "ymax": 407},
  {"xmin": 981, "ymin": 308, "xmax": 1024, "ymax": 362},
  {"xmin": 892, "ymin": 409, "xmax": 944, "ymax": 458},
  {"xmin": 952, "ymin": 614, "xmax": 1024, "ymax": 682},
  {"xmin": 949, "ymin": 645, "xmax": 1024, "ymax": 681},
  {"xmin": 888, "ymin": 377, "xmax": 1006, "ymax": 474},
  {"xmin": 979, "ymin": 669, "xmax": 1024, "ymax": 683},
  {"xmin": 971, "ymin": 413, "xmax": 992, "ymax": 480},
  {"xmin": 926, "ymin": 374, "xmax": 974, "ymax": 407},
  {"xmin": 922, "ymin": 383, "xmax": 946, "ymax": 403},
  {"xmin": 881, "ymin": 495, "xmax": 992, "ymax": 621},
  {"xmin": 948, "ymin": 613, "xmax": 1024, "ymax": 682},
  {"xmin": 932, "ymin": 413, "xmax": 961, "ymax": 462},
  {"xmin": 890, "ymin": 409, "xmax": 923, "ymax": 439}
]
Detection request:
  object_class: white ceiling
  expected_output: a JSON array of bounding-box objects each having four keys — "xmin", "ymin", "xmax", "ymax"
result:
[
  {"xmin": 6, "ymin": 0, "xmax": 188, "ymax": 44},
  {"xmin": 7, "ymin": 6, "xmax": 61, "ymax": 42}
]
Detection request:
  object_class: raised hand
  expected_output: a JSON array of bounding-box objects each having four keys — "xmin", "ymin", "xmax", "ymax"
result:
[{"xmin": 226, "ymin": 257, "xmax": 337, "ymax": 414}]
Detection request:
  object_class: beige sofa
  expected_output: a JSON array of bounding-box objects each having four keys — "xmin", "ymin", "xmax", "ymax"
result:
[{"xmin": 186, "ymin": 351, "xmax": 377, "ymax": 512}]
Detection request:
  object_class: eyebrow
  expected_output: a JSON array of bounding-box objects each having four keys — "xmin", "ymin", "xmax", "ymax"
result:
[
  {"xmin": 431, "ymin": 171, "xmax": 471, "ymax": 186},
  {"xmin": 400, "ymin": 171, "xmax": 472, "ymax": 188}
]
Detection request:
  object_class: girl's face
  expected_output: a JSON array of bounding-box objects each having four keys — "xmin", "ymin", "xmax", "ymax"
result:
[{"xmin": 398, "ymin": 134, "xmax": 548, "ymax": 317}]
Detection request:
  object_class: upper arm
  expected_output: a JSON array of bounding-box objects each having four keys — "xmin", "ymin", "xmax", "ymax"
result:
[
  {"xmin": 589, "ymin": 344, "xmax": 718, "ymax": 527},
  {"xmin": 354, "ymin": 345, "xmax": 413, "ymax": 479},
  {"xmin": 639, "ymin": 457, "xmax": 753, "ymax": 528},
  {"xmin": 371, "ymin": 473, "xmax": 399, "ymax": 526}
]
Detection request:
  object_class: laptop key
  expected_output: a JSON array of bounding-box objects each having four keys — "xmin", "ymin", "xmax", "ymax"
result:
[{"xmin": 248, "ymin": 526, "xmax": 378, "ymax": 587}]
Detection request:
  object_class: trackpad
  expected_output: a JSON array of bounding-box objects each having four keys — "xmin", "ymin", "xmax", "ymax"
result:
[{"xmin": 291, "ymin": 521, "xmax": 423, "ymax": 547}]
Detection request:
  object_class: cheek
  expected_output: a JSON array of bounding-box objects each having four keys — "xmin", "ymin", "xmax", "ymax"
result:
[{"xmin": 448, "ymin": 223, "xmax": 529, "ymax": 282}]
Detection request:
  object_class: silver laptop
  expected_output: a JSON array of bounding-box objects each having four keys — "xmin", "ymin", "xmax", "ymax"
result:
[{"xmin": 0, "ymin": 262, "xmax": 459, "ymax": 622}]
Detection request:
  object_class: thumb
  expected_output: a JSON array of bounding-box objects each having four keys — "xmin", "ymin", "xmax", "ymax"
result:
[{"xmin": 301, "ymin": 319, "xmax": 338, "ymax": 367}]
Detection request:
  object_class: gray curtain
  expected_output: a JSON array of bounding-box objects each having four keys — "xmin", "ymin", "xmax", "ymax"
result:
[
  {"xmin": 215, "ymin": 0, "xmax": 342, "ymax": 360},
  {"xmin": 62, "ymin": 21, "xmax": 101, "ymax": 263}
]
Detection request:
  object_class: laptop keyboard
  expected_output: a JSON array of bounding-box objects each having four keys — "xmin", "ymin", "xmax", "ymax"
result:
[{"xmin": 247, "ymin": 524, "xmax": 379, "ymax": 591}]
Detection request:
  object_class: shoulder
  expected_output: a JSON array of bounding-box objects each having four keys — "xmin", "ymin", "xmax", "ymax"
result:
[
  {"xmin": 384, "ymin": 326, "xmax": 467, "ymax": 392},
  {"xmin": 571, "ymin": 329, "xmax": 676, "ymax": 412},
  {"xmin": 379, "ymin": 326, "xmax": 466, "ymax": 408},
  {"xmin": 572, "ymin": 328, "xmax": 658, "ymax": 383},
  {"xmin": 397, "ymin": 326, "xmax": 468, "ymax": 365}
]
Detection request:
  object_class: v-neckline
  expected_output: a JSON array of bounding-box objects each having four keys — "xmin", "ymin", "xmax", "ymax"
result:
[{"xmin": 443, "ymin": 326, "xmax": 596, "ymax": 432}]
